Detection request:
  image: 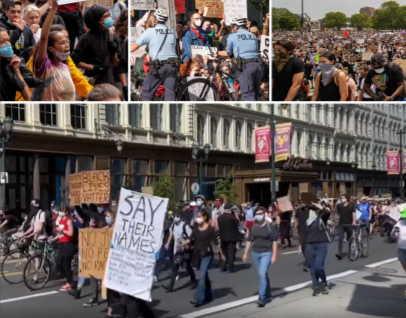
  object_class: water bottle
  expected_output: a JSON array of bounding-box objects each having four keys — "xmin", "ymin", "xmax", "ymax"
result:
[{"xmin": 227, "ymin": 78, "xmax": 237, "ymax": 95}]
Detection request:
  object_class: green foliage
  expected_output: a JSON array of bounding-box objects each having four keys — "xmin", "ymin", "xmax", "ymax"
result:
[
  {"xmin": 349, "ymin": 13, "xmax": 372, "ymax": 30},
  {"xmin": 153, "ymin": 169, "xmax": 176, "ymax": 209},
  {"xmin": 272, "ymin": 7, "xmax": 300, "ymax": 30},
  {"xmin": 214, "ymin": 174, "xmax": 238, "ymax": 204},
  {"xmin": 323, "ymin": 12, "xmax": 347, "ymax": 30},
  {"xmin": 372, "ymin": 1, "xmax": 406, "ymax": 30},
  {"xmin": 248, "ymin": 0, "xmax": 269, "ymax": 22}
]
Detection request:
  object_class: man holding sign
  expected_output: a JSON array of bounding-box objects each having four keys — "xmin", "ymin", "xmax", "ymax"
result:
[{"xmin": 217, "ymin": 17, "xmax": 263, "ymax": 101}]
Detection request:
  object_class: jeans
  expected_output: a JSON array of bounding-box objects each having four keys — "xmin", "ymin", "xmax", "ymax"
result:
[
  {"xmin": 220, "ymin": 241, "xmax": 237, "ymax": 272},
  {"xmin": 359, "ymin": 219, "xmax": 370, "ymax": 235},
  {"xmin": 55, "ymin": 242, "xmax": 76, "ymax": 285},
  {"xmin": 195, "ymin": 255, "xmax": 213, "ymax": 304},
  {"xmin": 251, "ymin": 251, "xmax": 272, "ymax": 302},
  {"xmin": 168, "ymin": 256, "xmax": 196, "ymax": 289},
  {"xmin": 305, "ymin": 242, "xmax": 328, "ymax": 288},
  {"xmin": 337, "ymin": 224, "xmax": 353, "ymax": 254},
  {"xmin": 2, "ymin": 228, "xmax": 17, "ymax": 245}
]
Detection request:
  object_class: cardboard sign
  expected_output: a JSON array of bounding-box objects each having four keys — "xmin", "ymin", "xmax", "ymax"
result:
[
  {"xmin": 130, "ymin": 0, "xmax": 154, "ymax": 10},
  {"xmin": 260, "ymin": 35, "xmax": 270, "ymax": 60},
  {"xmin": 85, "ymin": 0, "xmax": 114, "ymax": 8},
  {"xmin": 277, "ymin": 196, "xmax": 293, "ymax": 212},
  {"xmin": 301, "ymin": 192, "xmax": 318, "ymax": 205},
  {"xmin": 195, "ymin": 0, "xmax": 224, "ymax": 18},
  {"xmin": 131, "ymin": 27, "xmax": 145, "ymax": 44},
  {"xmin": 104, "ymin": 189, "xmax": 169, "ymax": 301},
  {"xmin": 394, "ymin": 58, "xmax": 406, "ymax": 77},
  {"xmin": 131, "ymin": 46, "xmax": 147, "ymax": 66},
  {"xmin": 186, "ymin": 77, "xmax": 215, "ymax": 101},
  {"xmin": 356, "ymin": 39, "xmax": 364, "ymax": 44},
  {"xmin": 362, "ymin": 52, "xmax": 374, "ymax": 60},
  {"xmin": 191, "ymin": 45, "xmax": 217, "ymax": 58},
  {"xmin": 223, "ymin": 0, "xmax": 247, "ymax": 26},
  {"xmin": 158, "ymin": 0, "xmax": 177, "ymax": 38},
  {"xmin": 79, "ymin": 228, "xmax": 113, "ymax": 279},
  {"xmin": 69, "ymin": 170, "xmax": 110, "ymax": 205}
]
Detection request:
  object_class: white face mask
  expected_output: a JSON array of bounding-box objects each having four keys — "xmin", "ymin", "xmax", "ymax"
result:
[
  {"xmin": 59, "ymin": 211, "xmax": 65, "ymax": 217},
  {"xmin": 374, "ymin": 68, "xmax": 385, "ymax": 74},
  {"xmin": 50, "ymin": 47, "xmax": 69, "ymax": 61},
  {"xmin": 196, "ymin": 200, "xmax": 203, "ymax": 207},
  {"xmin": 195, "ymin": 19, "xmax": 202, "ymax": 27},
  {"xmin": 196, "ymin": 217, "xmax": 204, "ymax": 224}
]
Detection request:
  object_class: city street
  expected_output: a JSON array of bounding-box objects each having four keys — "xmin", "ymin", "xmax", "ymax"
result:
[{"xmin": 0, "ymin": 237, "xmax": 399, "ymax": 318}]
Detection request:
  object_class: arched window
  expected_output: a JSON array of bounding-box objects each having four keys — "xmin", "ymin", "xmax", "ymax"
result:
[
  {"xmin": 197, "ymin": 115, "xmax": 205, "ymax": 145},
  {"xmin": 210, "ymin": 117, "xmax": 217, "ymax": 147},
  {"xmin": 235, "ymin": 121, "xmax": 242, "ymax": 149},
  {"xmin": 223, "ymin": 119, "xmax": 230, "ymax": 148},
  {"xmin": 247, "ymin": 124, "xmax": 253, "ymax": 151}
]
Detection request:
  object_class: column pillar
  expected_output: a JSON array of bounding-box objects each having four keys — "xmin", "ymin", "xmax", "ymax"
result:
[
  {"xmin": 33, "ymin": 155, "xmax": 40, "ymax": 200},
  {"xmin": 291, "ymin": 129, "xmax": 298, "ymax": 156}
]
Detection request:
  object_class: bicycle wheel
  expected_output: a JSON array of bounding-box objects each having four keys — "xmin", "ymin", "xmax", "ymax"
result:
[
  {"xmin": 176, "ymin": 78, "xmax": 220, "ymax": 101},
  {"xmin": 1, "ymin": 252, "xmax": 30, "ymax": 284},
  {"xmin": 71, "ymin": 253, "xmax": 78, "ymax": 275},
  {"xmin": 348, "ymin": 237, "xmax": 358, "ymax": 261},
  {"xmin": 360, "ymin": 235, "xmax": 369, "ymax": 257},
  {"xmin": 7, "ymin": 239, "xmax": 21, "ymax": 259},
  {"xmin": 23, "ymin": 255, "xmax": 52, "ymax": 291},
  {"xmin": 0, "ymin": 242, "xmax": 6, "ymax": 257}
]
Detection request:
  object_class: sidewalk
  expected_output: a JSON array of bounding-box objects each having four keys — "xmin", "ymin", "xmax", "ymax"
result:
[{"xmin": 204, "ymin": 261, "xmax": 405, "ymax": 318}]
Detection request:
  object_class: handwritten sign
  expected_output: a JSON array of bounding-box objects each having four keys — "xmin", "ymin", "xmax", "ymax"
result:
[
  {"xmin": 191, "ymin": 45, "xmax": 217, "ymax": 58},
  {"xmin": 104, "ymin": 188, "xmax": 168, "ymax": 301},
  {"xmin": 223, "ymin": 0, "xmax": 247, "ymax": 26},
  {"xmin": 195, "ymin": 0, "xmax": 224, "ymax": 18},
  {"xmin": 362, "ymin": 52, "xmax": 374, "ymax": 60},
  {"xmin": 186, "ymin": 77, "xmax": 215, "ymax": 101},
  {"xmin": 356, "ymin": 39, "xmax": 364, "ymax": 44},
  {"xmin": 131, "ymin": 27, "xmax": 145, "ymax": 44},
  {"xmin": 157, "ymin": 0, "xmax": 177, "ymax": 38},
  {"xmin": 85, "ymin": 0, "xmax": 114, "ymax": 8},
  {"xmin": 69, "ymin": 170, "xmax": 110, "ymax": 205},
  {"xmin": 130, "ymin": 0, "xmax": 154, "ymax": 10},
  {"xmin": 79, "ymin": 228, "xmax": 113, "ymax": 279},
  {"xmin": 260, "ymin": 35, "xmax": 269, "ymax": 60},
  {"xmin": 131, "ymin": 46, "xmax": 147, "ymax": 66}
]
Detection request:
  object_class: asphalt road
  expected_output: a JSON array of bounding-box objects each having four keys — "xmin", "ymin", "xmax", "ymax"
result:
[{"xmin": 0, "ymin": 236, "xmax": 398, "ymax": 318}]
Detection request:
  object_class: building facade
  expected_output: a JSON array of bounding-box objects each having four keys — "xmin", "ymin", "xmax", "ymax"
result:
[
  {"xmin": 1, "ymin": 104, "xmax": 404, "ymax": 216},
  {"xmin": 360, "ymin": 7, "xmax": 375, "ymax": 18}
]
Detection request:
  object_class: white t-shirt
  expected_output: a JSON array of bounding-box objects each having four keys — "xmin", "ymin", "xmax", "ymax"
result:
[
  {"xmin": 31, "ymin": 210, "xmax": 47, "ymax": 241},
  {"xmin": 394, "ymin": 220, "xmax": 406, "ymax": 250},
  {"xmin": 170, "ymin": 221, "xmax": 192, "ymax": 254}
]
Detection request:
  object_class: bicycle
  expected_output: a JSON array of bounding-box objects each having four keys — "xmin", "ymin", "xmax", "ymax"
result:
[
  {"xmin": 326, "ymin": 220, "xmax": 337, "ymax": 241},
  {"xmin": 349, "ymin": 224, "xmax": 369, "ymax": 261},
  {"xmin": 1, "ymin": 240, "xmax": 32, "ymax": 284},
  {"xmin": 0, "ymin": 233, "xmax": 19, "ymax": 258}
]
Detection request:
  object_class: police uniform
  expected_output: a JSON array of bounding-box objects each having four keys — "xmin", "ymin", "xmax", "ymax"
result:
[
  {"xmin": 136, "ymin": 24, "xmax": 178, "ymax": 101},
  {"xmin": 226, "ymin": 29, "xmax": 263, "ymax": 101}
]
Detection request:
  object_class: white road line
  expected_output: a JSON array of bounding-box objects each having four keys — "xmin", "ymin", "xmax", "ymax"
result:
[
  {"xmin": 282, "ymin": 251, "xmax": 298, "ymax": 255},
  {"xmin": 365, "ymin": 258, "xmax": 398, "ymax": 268},
  {"xmin": 178, "ymin": 270, "xmax": 358, "ymax": 318},
  {"xmin": 0, "ymin": 291, "xmax": 59, "ymax": 304}
]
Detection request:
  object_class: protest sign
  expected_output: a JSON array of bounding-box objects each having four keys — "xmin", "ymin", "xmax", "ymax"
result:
[
  {"xmin": 69, "ymin": 170, "xmax": 110, "ymax": 204},
  {"xmin": 191, "ymin": 45, "xmax": 217, "ymax": 58},
  {"xmin": 388, "ymin": 206, "xmax": 401, "ymax": 222},
  {"xmin": 394, "ymin": 59, "xmax": 406, "ymax": 77},
  {"xmin": 362, "ymin": 52, "xmax": 374, "ymax": 60},
  {"xmin": 130, "ymin": 0, "xmax": 154, "ymax": 10},
  {"xmin": 79, "ymin": 228, "xmax": 113, "ymax": 279},
  {"xmin": 158, "ymin": 0, "xmax": 177, "ymax": 37},
  {"xmin": 277, "ymin": 196, "xmax": 293, "ymax": 212},
  {"xmin": 85, "ymin": 0, "xmax": 114, "ymax": 8},
  {"xmin": 195, "ymin": 0, "xmax": 224, "ymax": 18},
  {"xmin": 260, "ymin": 35, "xmax": 270, "ymax": 60},
  {"xmin": 104, "ymin": 189, "xmax": 169, "ymax": 301},
  {"xmin": 131, "ymin": 27, "xmax": 145, "ymax": 44},
  {"xmin": 57, "ymin": 0, "xmax": 83, "ymax": 5},
  {"xmin": 223, "ymin": 0, "xmax": 247, "ymax": 26},
  {"xmin": 356, "ymin": 39, "xmax": 364, "ymax": 44},
  {"xmin": 186, "ymin": 77, "xmax": 215, "ymax": 101},
  {"xmin": 131, "ymin": 46, "xmax": 147, "ymax": 66}
]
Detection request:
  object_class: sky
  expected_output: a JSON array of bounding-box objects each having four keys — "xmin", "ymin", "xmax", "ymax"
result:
[{"xmin": 272, "ymin": 0, "xmax": 393, "ymax": 20}]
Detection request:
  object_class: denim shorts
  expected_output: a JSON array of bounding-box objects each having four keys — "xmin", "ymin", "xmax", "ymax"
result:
[{"xmin": 398, "ymin": 248, "xmax": 406, "ymax": 262}]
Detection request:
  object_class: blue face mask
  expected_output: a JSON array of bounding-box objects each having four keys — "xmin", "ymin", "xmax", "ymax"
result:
[
  {"xmin": 255, "ymin": 215, "xmax": 264, "ymax": 222},
  {"xmin": 102, "ymin": 17, "xmax": 114, "ymax": 29},
  {"xmin": 105, "ymin": 217, "xmax": 112, "ymax": 225},
  {"xmin": 0, "ymin": 44, "xmax": 14, "ymax": 58}
]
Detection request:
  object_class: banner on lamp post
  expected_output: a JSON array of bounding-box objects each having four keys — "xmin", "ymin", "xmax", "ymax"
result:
[
  {"xmin": 386, "ymin": 151, "xmax": 400, "ymax": 175},
  {"xmin": 275, "ymin": 123, "xmax": 292, "ymax": 162},
  {"xmin": 402, "ymin": 150, "xmax": 406, "ymax": 174},
  {"xmin": 254, "ymin": 126, "xmax": 271, "ymax": 163}
]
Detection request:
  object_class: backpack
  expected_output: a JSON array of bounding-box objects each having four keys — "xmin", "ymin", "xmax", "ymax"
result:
[{"xmin": 36, "ymin": 210, "xmax": 54, "ymax": 237}]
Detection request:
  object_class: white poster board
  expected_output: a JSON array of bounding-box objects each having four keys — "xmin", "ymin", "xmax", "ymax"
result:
[
  {"xmin": 131, "ymin": 27, "xmax": 146, "ymax": 66},
  {"xmin": 131, "ymin": 27, "xmax": 145, "ymax": 44},
  {"xmin": 260, "ymin": 35, "xmax": 269, "ymax": 60},
  {"xmin": 186, "ymin": 77, "xmax": 215, "ymax": 101},
  {"xmin": 222, "ymin": 0, "xmax": 247, "ymax": 26},
  {"xmin": 389, "ymin": 206, "xmax": 401, "ymax": 222},
  {"xmin": 362, "ymin": 52, "xmax": 374, "ymax": 60},
  {"xmin": 356, "ymin": 39, "xmax": 364, "ymax": 44},
  {"xmin": 130, "ymin": 0, "xmax": 154, "ymax": 10},
  {"xmin": 157, "ymin": 0, "xmax": 177, "ymax": 37},
  {"xmin": 57, "ymin": 0, "xmax": 84, "ymax": 5},
  {"xmin": 191, "ymin": 45, "xmax": 217, "ymax": 58},
  {"xmin": 104, "ymin": 188, "xmax": 168, "ymax": 301}
]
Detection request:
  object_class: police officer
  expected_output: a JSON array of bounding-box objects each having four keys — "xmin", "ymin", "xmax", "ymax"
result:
[
  {"xmin": 130, "ymin": 8, "xmax": 179, "ymax": 101},
  {"xmin": 217, "ymin": 17, "xmax": 263, "ymax": 101}
]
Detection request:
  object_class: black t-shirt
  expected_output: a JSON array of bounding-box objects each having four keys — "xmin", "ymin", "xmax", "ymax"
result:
[
  {"xmin": 4, "ymin": 215, "xmax": 18, "ymax": 229},
  {"xmin": 295, "ymin": 208, "xmax": 309, "ymax": 236},
  {"xmin": 337, "ymin": 203, "xmax": 354, "ymax": 225},
  {"xmin": 190, "ymin": 225, "xmax": 218, "ymax": 257},
  {"xmin": 365, "ymin": 66, "xmax": 404, "ymax": 100},
  {"xmin": 304, "ymin": 63, "xmax": 313, "ymax": 76},
  {"xmin": 217, "ymin": 214, "xmax": 240, "ymax": 242},
  {"xmin": 272, "ymin": 57, "xmax": 304, "ymax": 101},
  {"xmin": 248, "ymin": 222, "xmax": 278, "ymax": 253}
]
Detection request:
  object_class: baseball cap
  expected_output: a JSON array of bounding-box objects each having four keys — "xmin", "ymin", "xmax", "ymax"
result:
[{"xmin": 190, "ymin": 201, "xmax": 197, "ymax": 207}]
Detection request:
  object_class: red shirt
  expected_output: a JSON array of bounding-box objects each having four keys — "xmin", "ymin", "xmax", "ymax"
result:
[
  {"xmin": 59, "ymin": 217, "xmax": 74, "ymax": 243},
  {"xmin": 57, "ymin": 4, "xmax": 78, "ymax": 13}
]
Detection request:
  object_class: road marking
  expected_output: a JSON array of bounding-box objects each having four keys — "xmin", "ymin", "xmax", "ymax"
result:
[
  {"xmin": 0, "ymin": 291, "xmax": 59, "ymax": 304},
  {"xmin": 1, "ymin": 271, "xmax": 22, "ymax": 277},
  {"xmin": 282, "ymin": 251, "xmax": 298, "ymax": 255},
  {"xmin": 365, "ymin": 258, "xmax": 398, "ymax": 268},
  {"xmin": 178, "ymin": 270, "xmax": 358, "ymax": 318}
]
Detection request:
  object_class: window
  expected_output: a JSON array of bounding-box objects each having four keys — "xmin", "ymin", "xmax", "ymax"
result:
[
  {"xmin": 70, "ymin": 105, "xmax": 86, "ymax": 129},
  {"xmin": 170, "ymin": 104, "xmax": 182, "ymax": 133},
  {"xmin": 247, "ymin": 124, "xmax": 253, "ymax": 151},
  {"xmin": 210, "ymin": 117, "xmax": 217, "ymax": 147},
  {"xmin": 197, "ymin": 115, "xmax": 205, "ymax": 145},
  {"xmin": 129, "ymin": 104, "xmax": 142, "ymax": 127},
  {"xmin": 150, "ymin": 104, "xmax": 163, "ymax": 130},
  {"xmin": 223, "ymin": 119, "xmax": 230, "ymax": 148},
  {"xmin": 40, "ymin": 104, "xmax": 57, "ymax": 126},
  {"xmin": 5, "ymin": 104, "xmax": 25, "ymax": 122},
  {"xmin": 235, "ymin": 121, "xmax": 242, "ymax": 149},
  {"xmin": 106, "ymin": 105, "xmax": 120, "ymax": 125}
]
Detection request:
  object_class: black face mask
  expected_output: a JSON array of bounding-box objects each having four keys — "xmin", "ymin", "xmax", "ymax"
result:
[{"xmin": 29, "ymin": 0, "xmax": 36, "ymax": 3}]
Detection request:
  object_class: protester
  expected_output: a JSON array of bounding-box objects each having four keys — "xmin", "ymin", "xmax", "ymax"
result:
[
  {"xmin": 24, "ymin": 5, "xmax": 42, "ymax": 43},
  {"xmin": 391, "ymin": 207, "xmax": 406, "ymax": 300},
  {"xmin": 335, "ymin": 194, "xmax": 356, "ymax": 260},
  {"xmin": 0, "ymin": 209, "xmax": 19, "ymax": 248}
]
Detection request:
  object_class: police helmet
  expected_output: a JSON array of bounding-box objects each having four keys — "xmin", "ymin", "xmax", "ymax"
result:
[
  {"xmin": 231, "ymin": 17, "xmax": 248, "ymax": 27},
  {"xmin": 154, "ymin": 8, "xmax": 169, "ymax": 23}
]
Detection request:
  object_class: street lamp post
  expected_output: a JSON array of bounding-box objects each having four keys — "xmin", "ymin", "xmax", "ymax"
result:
[
  {"xmin": 397, "ymin": 129, "xmax": 406, "ymax": 197},
  {"xmin": 0, "ymin": 117, "xmax": 15, "ymax": 210},
  {"xmin": 192, "ymin": 142, "xmax": 211, "ymax": 195},
  {"xmin": 301, "ymin": 0, "xmax": 304, "ymax": 35}
]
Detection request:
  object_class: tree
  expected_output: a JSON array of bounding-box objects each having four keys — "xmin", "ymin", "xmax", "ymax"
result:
[
  {"xmin": 372, "ymin": 1, "xmax": 405, "ymax": 30},
  {"xmin": 249, "ymin": 0, "xmax": 269, "ymax": 23},
  {"xmin": 153, "ymin": 169, "xmax": 176, "ymax": 209},
  {"xmin": 349, "ymin": 13, "xmax": 372, "ymax": 30},
  {"xmin": 324, "ymin": 12, "xmax": 347, "ymax": 30},
  {"xmin": 272, "ymin": 7, "xmax": 300, "ymax": 30},
  {"xmin": 278, "ymin": 16, "xmax": 300, "ymax": 31},
  {"xmin": 213, "ymin": 173, "xmax": 238, "ymax": 204}
]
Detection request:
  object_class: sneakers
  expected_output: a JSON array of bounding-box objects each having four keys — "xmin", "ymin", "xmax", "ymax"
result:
[
  {"xmin": 321, "ymin": 283, "xmax": 329, "ymax": 295},
  {"xmin": 83, "ymin": 298, "xmax": 99, "ymax": 307},
  {"xmin": 153, "ymin": 275, "xmax": 158, "ymax": 282},
  {"xmin": 312, "ymin": 287, "xmax": 320, "ymax": 296},
  {"xmin": 68, "ymin": 289, "xmax": 81, "ymax": 299},
  {"xmin": 60, "ymin": 284, "xmax": 72, "ymax": 291}
]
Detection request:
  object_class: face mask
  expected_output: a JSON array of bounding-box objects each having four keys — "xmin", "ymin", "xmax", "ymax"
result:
[
  {"xmin": 203, "ymin": 26, "xmax": 212, "ymax": 33},
  {"xmin": 273, "ymin": 49, "xmax": 290, "ymax": 72},
  {"xmin": 255, "ymin": 215, "xmax": 264, "ymax": 222},
  {"xmin": 102, "ymin": 17, "xmax": 114, "ymax": 29},
  {"xmin": 105, "ymin": 216, "xmax": 112, "ymax": 225},
  {"xmin": 208, "ymin": 30, "xmax": 215, "ymax": 37},
  {"xmin": 49, "ymin": 47, "xmax": 69, "ymax": 61},
  {"xmin": 196, "ymin": 200, "xmax": 202, "ymax": 207},
  {"xmin": 0, "ymin": 44, "xmax": 14, "ymax": 58},
  {"xmin": 341, "ymin": 199, "xmax": 347, "ymax": 204},
  {"xmin": 196, "ymin": 217, "xmax": 204, "ymax": 224},
  {"xmin": 150, "ymin": 21, "xmax": 155, "ymax": 27},
  {"xmin": 97, "ymin": 207, "xmax": 104, "ymax": 214},
  {"xmin": 195, "ymin": 19, "xmax": 202, "ymax": 27},
  {"xmin": 59, "ymin": 211, "xmax": 65, "ymax": 217},
  {"xmin": 374, "ymin": 67, "xmax": 384, "ymax": 74},
  {"xmin": 319, "ymin": 63, "xmax": 336, "ymax": 86},
  {"xmin": 174, "ymin": 216, "xmax": 181, "ymax": 223}
]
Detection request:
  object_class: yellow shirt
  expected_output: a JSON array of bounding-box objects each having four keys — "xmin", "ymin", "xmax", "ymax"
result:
[{"xmin": 15, "ymin": 56, "xmax": 93, "ymax": 101}]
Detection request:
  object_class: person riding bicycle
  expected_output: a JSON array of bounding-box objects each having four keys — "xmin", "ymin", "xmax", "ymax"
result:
[
  {"xmin": 217, "ymin": 17, "xmax": 263, "ymax": 101},
  {"xmin": 336, "ymin": 194, "xmax": 357, "ymax": 260},
  {"xmin": 0, "ymin": 209, "xmax": 18, "ymax": 248},
  {"xmin": 130, "ymin": 8, "xmax": 179, "ymax": 101}
]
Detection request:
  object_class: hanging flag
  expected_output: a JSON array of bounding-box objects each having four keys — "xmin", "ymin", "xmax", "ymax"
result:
[
  {"xmin": 275, "ymin": 123, "xmax": 292, "ymax": 162},
  {"xmin": 254, "ymin": 126, "xmax": 271, "ymax": 163},
  {"xmin": 386, "ymin": 151, "xmax": 400, "ymax": 175},
  {"xmin": 343, "ymin": 30, "xmax": 350, "ymax": 39}
]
